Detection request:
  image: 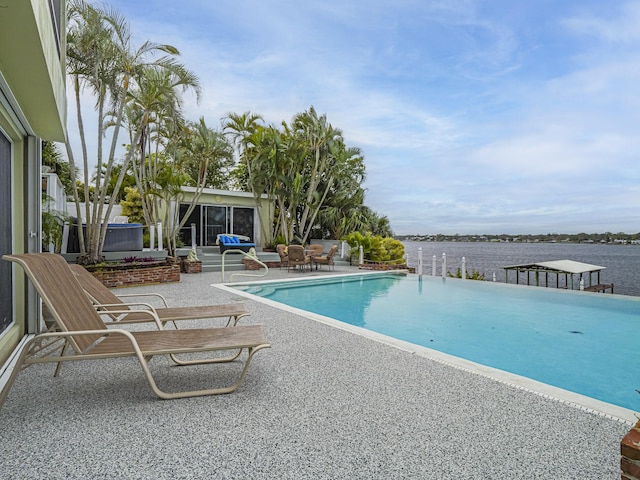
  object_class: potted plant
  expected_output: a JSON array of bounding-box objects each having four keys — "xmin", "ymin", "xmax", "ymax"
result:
[{"xmin": 182, "ymin": 248, "xmax": 202, "ymax": 274}]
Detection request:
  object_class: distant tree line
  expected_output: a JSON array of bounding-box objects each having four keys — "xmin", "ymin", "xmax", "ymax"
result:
[{"xmin": 397, "ymin": 232, "xmax": 640, "ymax": 243}]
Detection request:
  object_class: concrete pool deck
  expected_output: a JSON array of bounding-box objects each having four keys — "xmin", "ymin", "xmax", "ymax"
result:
[{"xmin": 0, "ymin": 265, "xmax": 633, "ymax": 479}]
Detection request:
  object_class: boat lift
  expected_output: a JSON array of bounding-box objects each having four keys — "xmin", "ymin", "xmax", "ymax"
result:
[{"xmin": 503, "ymin": 259, "xmax": 613, "ymax": 293}]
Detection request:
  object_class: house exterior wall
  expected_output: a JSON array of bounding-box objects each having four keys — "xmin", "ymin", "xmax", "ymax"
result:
[
  {"xmin": 0, "ymin": 1, "xmax": 66, "ymax": 367},
  {"xmin": 175, "ymin": 187, "xmax": 275, "ymax": 247}
]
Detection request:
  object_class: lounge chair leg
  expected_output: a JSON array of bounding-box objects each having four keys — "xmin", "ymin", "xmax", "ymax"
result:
[
  {"xmin": 138, "ymin": 344, "xmax": 270, "ymax": 399},
  {"xmin": 53, "ymin": 340, "xmax": 70, "ymax": 377},
  {"xmin": 0, "ymin": 336, "xmax": 42, "ymax": 410},
  {"xmin": 167, "ymin": 313, "xmax": 250, "ymax": 364},
  {"xmin": 168, "ymin": 348, "xmax": 242, "ymax": 366},
  {"xmin": 226, "ymin": 313, "xmax": 247, "ymax": 327}
]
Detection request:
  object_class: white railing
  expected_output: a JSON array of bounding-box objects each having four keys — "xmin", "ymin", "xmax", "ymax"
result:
[
  {"xmin": 413, "ymin": 248, "xmax": 489, "ymax": 280},
  {"xmin": 220, "ymin": 249, "xmax": 268, "ymax": 283}
]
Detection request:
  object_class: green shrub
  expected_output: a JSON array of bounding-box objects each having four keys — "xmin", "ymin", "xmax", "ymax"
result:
[
  {"xmin": 448, "ymin": 268, "xmax": 485, "ymax": 280},
  {"xmin": 343, "ymin": 232, "xmax": 405, "ymax": 264},
  {"xmin": 119, "ymin": 187, "xmax": 144, "ymax": 224}
]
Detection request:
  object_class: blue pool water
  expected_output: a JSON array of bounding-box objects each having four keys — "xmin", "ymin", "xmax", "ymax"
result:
[{"xmin": 235, "ymin": 273, "xmax": 640, "ymax": 411}]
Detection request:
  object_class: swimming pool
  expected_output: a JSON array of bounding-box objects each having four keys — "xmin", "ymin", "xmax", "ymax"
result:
[{"xmin": 230, "ymin": 272, "xmax": 640, "ymax": 414}]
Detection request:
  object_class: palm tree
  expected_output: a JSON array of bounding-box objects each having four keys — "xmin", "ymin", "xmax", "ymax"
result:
[
  {"xmin": 244, "ymin": 124, "xmax": 293, "ymax": 244},
  {"xmin": 181, "ymin": 120, "xmax": 234, "ymax": 189},
  {"xmin": 65, "ymin": 0, "xmax": 199, "ymax": 263},
  {"xmin": 222, "ymin": 111, "xmax": 264, "ymax": 186},
  {"xmin": 223, "ymin": 112, "xmax": 277, "ymax": 242},
  {"xmin": 91, "ymin": 162, "xmax": 136, "ymax": 203},
  {"xmin": 290, "ymin": 106, "xmax": 360, "ymax": 244}
]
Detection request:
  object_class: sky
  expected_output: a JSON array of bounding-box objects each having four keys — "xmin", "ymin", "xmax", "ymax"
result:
[{"xmin": 75, "ymin": 0, "xmax": 640, "ymax": 235}]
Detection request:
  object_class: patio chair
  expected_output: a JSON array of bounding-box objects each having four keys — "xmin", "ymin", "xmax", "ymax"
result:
[
  {"xmin": 68, "ymin": 264, "xmax": 249, "ymax": 328},
  {"xmin": 276, "ymin": 244, "xmax": 288, "ymax": 269},
  {"xmin": 0, "ymin": 253, "xmax": 270, "ymax": 409},
  {"xmin": 313, "ymin": 245, "xmax": 339, "ymax": 271},
  {"xmin": 287, "ymin": 245, "xmax": 311, "ymax": 272},
  {"xmin": 306, "ymin": 244, "xmax": 324, "ymax": 257}
]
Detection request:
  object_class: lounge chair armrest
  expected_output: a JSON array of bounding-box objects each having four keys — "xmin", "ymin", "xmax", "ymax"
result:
[
  {"xmin": 93, "ymin": 301, "xmax": 158, "ymax": 312},
  {"xmin": 35, "ymin": 328, "xmax": 130, "ymax": 338},
  {"xmin": 115, "ymin": 292, "xmax": 170, "ymax": 308},
  {"xmin": 30, "ymin": 328, "xmax": 146, "ymax": 357},
  {"xmin": 93, "ymin": 305, "xmax": 163, "ymax": 329}
]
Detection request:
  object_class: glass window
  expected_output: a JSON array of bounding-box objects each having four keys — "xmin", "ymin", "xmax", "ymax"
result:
[
  {"xmin": 231, "ymin": 207, "xmax": 254, "ymax": 240},
  {"xmin": 179, "ymin": 204, "xmax": 201, "ymax": 247},
  {"xmin": 0, "ymin": 130, "xmax": 12, "ymax": 334},
  {"xmin": 178, "ymin": 203, "xmax": 256, "ymax": 247},
  {"xmin": 205, "ymin": 206, "xmax": 227, "ymax": 246}
]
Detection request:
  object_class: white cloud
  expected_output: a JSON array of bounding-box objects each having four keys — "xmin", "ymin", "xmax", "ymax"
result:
[{"xmin": 76, "ymin": 0, "xmax": 640, "ymax": 235}]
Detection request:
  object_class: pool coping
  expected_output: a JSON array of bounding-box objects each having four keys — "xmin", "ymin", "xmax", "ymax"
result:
[{"xmin": 215, "ymin": 271, "xmax": 638, "ymax": 425}]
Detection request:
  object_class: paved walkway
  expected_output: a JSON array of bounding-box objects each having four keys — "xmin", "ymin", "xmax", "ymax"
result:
[{"xmin": 0, "ymin": 265, "xmax": 631, "ymax": 479}]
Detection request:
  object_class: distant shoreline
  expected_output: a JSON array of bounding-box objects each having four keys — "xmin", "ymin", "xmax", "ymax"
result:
[{"xmin": 396, "ymin": 234, "xmax": 640, "ymax": 245}]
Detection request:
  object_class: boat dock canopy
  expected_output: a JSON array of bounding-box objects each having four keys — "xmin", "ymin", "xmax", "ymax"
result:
[
  {"xmin": 502, "ymin": 260, "xmax": 606, "ymax": 275},
  {"xmin": 502, "ymin": 259, "xmax": 611, "ymax": 292}
]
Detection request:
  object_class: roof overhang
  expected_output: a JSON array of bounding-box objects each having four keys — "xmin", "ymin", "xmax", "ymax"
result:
[
  {"xmin": 0, "ymin": 1, "xmax": 66, "ymax": 141},
  {"xmin": 503, "ymin": 260, "xmax": 606, "ymax": 275}
]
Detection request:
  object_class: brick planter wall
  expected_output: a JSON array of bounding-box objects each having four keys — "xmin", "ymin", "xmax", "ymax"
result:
[
  {"xmin": 359, "ymin": 263, "xmax": 409, "ymax": 271},
  {"xmin": 86, "ymin": 260, "xmax": 180, "ymax": 288},
  {"xmin": 182, "ymin": 260, "xmax": 202, "ymax": 274},
  {"xmin": 243, "ymin": 259, "xmax": 282, "ymax": 270},
  {"xmin": 622, "ymin": 421, "xmax": 640, "ymax": 479}
]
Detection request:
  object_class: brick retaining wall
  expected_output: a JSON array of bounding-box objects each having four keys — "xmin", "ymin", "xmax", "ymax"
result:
[
  {"xmin": 243, "ymin": 259, "xmax": 282, "ymax": 270},
  {"xmin": 359, "ymin": 263, "xmax": 409, "ymax": 271},
  {"xmin": 622, "ymin": 422, "xmax": 640, "ymax": 479},
  {"xmin": 87, "ymin": 261, "xmax": 180, "ymax": 288}
]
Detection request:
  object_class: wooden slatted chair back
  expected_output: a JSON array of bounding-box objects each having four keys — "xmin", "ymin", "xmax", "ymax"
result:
[{"xmin": 3, "ymin": 254, "xmax": 107, "ymax": 352}]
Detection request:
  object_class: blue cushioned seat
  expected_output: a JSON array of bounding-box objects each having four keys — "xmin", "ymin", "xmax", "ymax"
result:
[{"xmin": 218, "ymin": 235, "xmax": 256, "ymax": 253}]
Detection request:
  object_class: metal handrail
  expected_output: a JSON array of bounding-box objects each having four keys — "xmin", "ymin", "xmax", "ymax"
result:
[{"xmin": 220, "ymin": 249, "xmax": 269, "ymax": 283}]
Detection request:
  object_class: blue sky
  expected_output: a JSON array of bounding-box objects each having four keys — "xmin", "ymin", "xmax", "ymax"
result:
[{"xmin": 85, "ymin": 0, "xmax": 640, "ymax": 235}]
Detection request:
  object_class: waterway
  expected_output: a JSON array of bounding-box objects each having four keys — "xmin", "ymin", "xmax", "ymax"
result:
[{"xmin": 401, "ymin": 241, "xmax": 640, "ymax": 297}]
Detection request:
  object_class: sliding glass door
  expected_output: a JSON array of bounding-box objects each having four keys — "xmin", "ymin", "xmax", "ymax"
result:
[
  {"xmin": 230, "ymin": 207, "xmax": 254, "ymax": 240},
  {"xmin": 204, "ymin": 206, "xmax": 228, "ymax": 246},
  {"xmin": 179, "ymin": 204, "xmax": 255, "ymax": 247}
]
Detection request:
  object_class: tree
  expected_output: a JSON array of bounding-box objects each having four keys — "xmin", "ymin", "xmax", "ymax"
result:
[
  {"xmin": 165, "ymin": 118, "xmax": 231, "ymax": 254},
  {"xmin": 42, "ymin": 140, "xmax": 76, "ymax": 196},
  {"xmin": 222, "ymin": 110, "xmax": 264, "ymax": 188},
  {"xmin": 370, "ymin": 212, "xmax": 394, "ymax": 238},
  {"xmin": 225, "ymin": 106, "xmax": 381, "ymax": 245},
  {"xmin": 92, "ymin": 162, "xmax": 136, "ymax": 203},
  {"xmin": 42, "ymin": 194, "xmax": 69, "ymax": 253},
  {"xmin": 119, "ymin": 186, "xmax": 144, "ymax": 223},
  {"xmin": 289, "ymin": 106, "xmax": 343, "ymax": 244},
  {"xmin": 223, "ymin": 111, "xmax": 276, "ymax": 243},
  {"xmin": 127, "ymin": 62, "xmax": 199, "ymax": 227},
  {"xmin": 312, "ymin": 150, "xmax": 367, "ymax": 239},
  {"xmin": 65, "ymin": 0, "xmax": 194, "ymax": 264},
  {"xmin": 181, "ymin": 120, "xmax": 234, "ymax": 189}
]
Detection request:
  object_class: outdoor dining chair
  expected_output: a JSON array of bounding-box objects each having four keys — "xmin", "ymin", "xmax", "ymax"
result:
[{"xmin": 286, "ymin": 245, "xmax": 311, "ymax": 272}]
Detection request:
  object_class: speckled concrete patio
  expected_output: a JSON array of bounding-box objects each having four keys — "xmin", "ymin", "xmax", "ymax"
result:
[{"xmin": 0, "ymin": 265, "xmax": 632, "ymax": 479}]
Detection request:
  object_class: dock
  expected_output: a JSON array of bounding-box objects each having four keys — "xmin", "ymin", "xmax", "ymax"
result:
[
  {"xmin": 583, "ymin": 283, "xmax": 614, "ymax": 293},
  {"xmin": 502, "ymin": 259, "xmax": 609, "ymax": 292}
]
